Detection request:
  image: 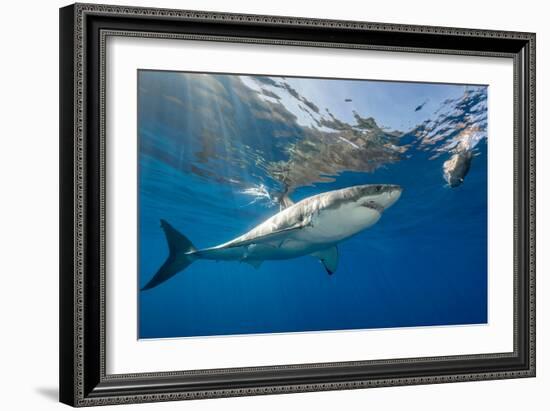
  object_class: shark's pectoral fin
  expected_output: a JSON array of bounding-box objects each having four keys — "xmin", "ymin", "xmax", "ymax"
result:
[
  {"xmin": 312, "ymin": 246, "xmax": 339, "ymax": 275},
  {"xmin": 244, "ymin": 260, "xmax": 264, "ymax": 269}
]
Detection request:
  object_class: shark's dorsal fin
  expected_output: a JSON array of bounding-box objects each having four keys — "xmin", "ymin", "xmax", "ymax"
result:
[
  {"xmin": 279, "ymin": 194, "xmax": 295, "ymax": 211},
  {"xmin": 312, "ymin": 246, "xmax": 339, "ymax": 275}
]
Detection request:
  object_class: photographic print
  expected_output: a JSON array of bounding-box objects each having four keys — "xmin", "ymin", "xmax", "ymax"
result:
[{"xmin": 138, "ymin": 70, "xmax": 488, "ymax": 339}]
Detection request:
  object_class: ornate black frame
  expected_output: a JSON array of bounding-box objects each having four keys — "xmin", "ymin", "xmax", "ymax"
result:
[{"xmin": 59, "ymin": 3, "xmax": 536, "ymax": 407}]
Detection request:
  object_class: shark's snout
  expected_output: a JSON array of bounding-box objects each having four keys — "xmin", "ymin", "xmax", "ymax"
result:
[
  {"xmin": 385, "ymin": 186, "xmax": 402, "ymax": 209},
  {"xmin": 376, "ymin": 185, "xmax": 402, "ymax": 210}
]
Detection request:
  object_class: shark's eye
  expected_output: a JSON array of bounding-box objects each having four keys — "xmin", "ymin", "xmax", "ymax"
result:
[{"xmin": 376, "ymin": 185, "xmax": 382, "ymax": 192}]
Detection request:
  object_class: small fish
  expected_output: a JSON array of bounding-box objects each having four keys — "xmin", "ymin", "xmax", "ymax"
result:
[
  {"xmin": 344, "ymin": 98, "xmax": 352, "ymax": 102},
  {"xmin": 414, "ymin": 100, "xmax": 428, "ymax": 112}
]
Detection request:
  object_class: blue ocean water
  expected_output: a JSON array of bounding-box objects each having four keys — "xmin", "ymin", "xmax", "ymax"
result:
[{"xmin": 138, "ymin": 71, "xmax": 488, "ymax": 339}]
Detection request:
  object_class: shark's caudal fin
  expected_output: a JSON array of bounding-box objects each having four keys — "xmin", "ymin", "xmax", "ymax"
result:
[{"xmin": 141, "ymin": 220, "xmax": 196, "ymax": 291}]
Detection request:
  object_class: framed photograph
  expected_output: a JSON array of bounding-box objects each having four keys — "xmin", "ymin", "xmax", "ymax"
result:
[{"xmin": 59, "ymin": 3, "xmax": 536, "ymax": 407}]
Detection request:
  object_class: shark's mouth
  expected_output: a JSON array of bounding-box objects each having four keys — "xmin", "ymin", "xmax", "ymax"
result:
[{"xmin": 361, "ymin": 201, "xmax": 385, "ymax": 213}]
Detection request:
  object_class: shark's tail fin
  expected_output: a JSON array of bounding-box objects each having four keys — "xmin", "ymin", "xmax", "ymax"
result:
[{"xmin": 141, "ymin": 219, "xmax": 196, "ymax": 291}]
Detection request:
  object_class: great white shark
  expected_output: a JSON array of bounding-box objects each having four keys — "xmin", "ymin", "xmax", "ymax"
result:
[{"xmin": 141, "ymin": 184, "xmax": 402, "ymax": 291}]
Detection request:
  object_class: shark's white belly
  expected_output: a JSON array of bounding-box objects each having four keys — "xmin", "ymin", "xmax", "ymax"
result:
[{"xmin": 302, "ymin": 203, "xmax": 381, "ymax": 244}]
